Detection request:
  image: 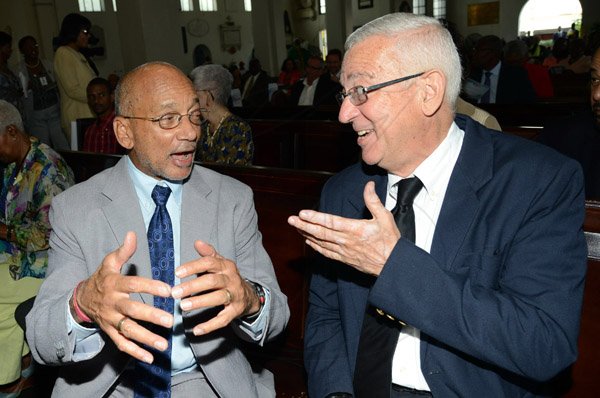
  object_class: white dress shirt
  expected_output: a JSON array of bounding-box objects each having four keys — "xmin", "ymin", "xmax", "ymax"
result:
[
  {"xmin": 298, "ymin": 77, "xmax": 319, "ymax": 106},
  {"xmin": 386, "ymin": 122, "xmax": 464, "ymax": 390}
]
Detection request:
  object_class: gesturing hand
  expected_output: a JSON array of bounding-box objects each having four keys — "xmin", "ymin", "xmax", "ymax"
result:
[
  {"xmin": 172, "ymin": 240, "xmax": 260, "ymax": 336},
  {"xmin": 287, "ymin": 181, "xmax": 400, "ymax": 276},
  {"xmin": 73, "ymin": 231, "xmax": 174, "ymax": 364}
]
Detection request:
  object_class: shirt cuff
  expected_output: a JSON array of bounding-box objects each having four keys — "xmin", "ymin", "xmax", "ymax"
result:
[{"xmin": 236, "ymin": 286, "xmax": 271, "ymax": 341}]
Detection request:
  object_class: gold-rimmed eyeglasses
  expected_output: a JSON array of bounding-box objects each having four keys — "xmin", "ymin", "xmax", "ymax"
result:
[
  {"xmin": 120, "ymin": 109, "xmax": 206, "ymax": 130},
  {"xmin": 336, "ymin": 72, "xmax": 425, "ymax": 106}
]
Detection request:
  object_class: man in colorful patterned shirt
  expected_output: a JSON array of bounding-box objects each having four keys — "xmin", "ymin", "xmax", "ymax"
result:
[
  {"xmin": 0, "ymin": 99, "xmax": 74, "ymax": 395},
  {"xmin": 82, "ymin": 77, "xmax": 123, "ymax": 154}
]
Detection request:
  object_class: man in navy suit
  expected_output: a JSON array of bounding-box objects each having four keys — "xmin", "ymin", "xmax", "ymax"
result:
[
  {"xmin": 288, "ymin": 13, "xmax": 587, "ymax": 398},
  {"xmin": 289, "ymin": 56, "xmax": 342, "ymax": 107},
  {"xmin": 468, "ymin": 35, "xmax": 536, "ymax": 104}
]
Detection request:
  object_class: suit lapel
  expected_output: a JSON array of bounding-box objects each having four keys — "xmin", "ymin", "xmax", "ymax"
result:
[
  {"xmin": 100, "ymin": 158, "xmax": 152, "ymax": 303},
  {"xmin": 180, "ymin": 166, "xmax": 216, "ymax": 269},
  {"xmin": 430, "ymin": 116, "xmax": 494, "ymax": 268}
]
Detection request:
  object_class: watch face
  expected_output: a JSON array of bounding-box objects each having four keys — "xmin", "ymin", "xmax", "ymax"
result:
[{"xmin": 187, "ymin": 18, "xmax": 209, "ymax": 37}]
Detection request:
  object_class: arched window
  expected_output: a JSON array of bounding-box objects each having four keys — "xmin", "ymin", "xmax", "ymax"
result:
[{"xmin": 518, "ymin": 0, "xmax": 582, "ymax": 36}]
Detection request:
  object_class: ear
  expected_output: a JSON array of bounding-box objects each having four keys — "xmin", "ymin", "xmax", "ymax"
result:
[
  {"xmin": 419, "ymin": 70, "xmax": 446, "ymax": 117},
  {"xmin": 113, "ymin": 117, "xmax": 134, "ymax": 150},
  {"xmin": 5, "ymin": 124, "xmax": 18, "ymax": 138}
]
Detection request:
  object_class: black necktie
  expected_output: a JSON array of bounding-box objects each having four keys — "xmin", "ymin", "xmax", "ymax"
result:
[
  {"xmin": 134, "ymin": 185, "xmax": 174, "ymax": 397},
  {"xmin": 353, "ymin": 177, "xmax": 423, "ymax": 398}
]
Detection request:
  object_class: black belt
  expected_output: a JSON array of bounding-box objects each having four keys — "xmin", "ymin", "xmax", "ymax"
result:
[{"xmin": 392, "ymin": 384, "xmax": 433, "ymax": 396}]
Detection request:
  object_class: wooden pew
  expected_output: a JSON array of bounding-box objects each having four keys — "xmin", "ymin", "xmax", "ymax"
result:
[
  {"xmin": 249, "ymin": 119, "xmax": 360, "ymax": 172},
  {"xmin": 54, "ymin": 151, "xmax": 600, "ymax": 397},
  {"xmin": 477, "ymin": 101, "xmax": 587, "ymax": 128}
]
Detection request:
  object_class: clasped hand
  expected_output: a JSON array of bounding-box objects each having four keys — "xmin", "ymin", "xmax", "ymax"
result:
[
  {"xmin": 74, "ymin": 232, "xmax": 259, "ymax": 364},
  {"xmin": 288, "ymin": 181, "xmax": 401, "ymax": 276}
]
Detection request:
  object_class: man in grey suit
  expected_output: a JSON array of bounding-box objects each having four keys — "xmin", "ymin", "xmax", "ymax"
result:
[{"xmin": 26, "ymin": 62, "xmax": 289, "ymax": 397}]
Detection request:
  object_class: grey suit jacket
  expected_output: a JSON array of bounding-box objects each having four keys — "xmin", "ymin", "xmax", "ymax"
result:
[{"xmin": 26, "ymin": 157, "xmax": 289, "ymax": 398}]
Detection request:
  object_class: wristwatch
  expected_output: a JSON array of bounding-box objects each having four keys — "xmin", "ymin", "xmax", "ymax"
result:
[{"xmin": 244, "ymin": 279, "xmax": 266, "ymax": 320}]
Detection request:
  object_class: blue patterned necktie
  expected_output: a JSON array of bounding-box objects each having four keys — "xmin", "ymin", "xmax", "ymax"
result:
[{"xmin": 134, "ymin": 185, "xmax": 174, "ymax": 398}]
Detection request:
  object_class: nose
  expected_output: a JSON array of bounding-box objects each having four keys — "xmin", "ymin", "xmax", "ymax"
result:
[
  {"xmin": 338, "ymin": 97, "xmax": 360, "ymax": 124},
  {"xmin": 177, "ymin": 115, "xmax": 200, "ymax": 141}
]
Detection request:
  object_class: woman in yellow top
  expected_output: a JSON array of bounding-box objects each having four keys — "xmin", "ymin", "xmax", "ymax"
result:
[{"xmin": 53, "ymin": 13, "xmax": 96, "ymax": 143}]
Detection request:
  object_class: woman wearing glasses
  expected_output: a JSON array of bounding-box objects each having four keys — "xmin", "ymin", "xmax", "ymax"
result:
[
  {"xmin": 54, "ymin": 13, "xmax": 96, "ymax": 143},
  {"xmin": 190, "ymin": 64, "xmax": 254, "ymax": 166}
]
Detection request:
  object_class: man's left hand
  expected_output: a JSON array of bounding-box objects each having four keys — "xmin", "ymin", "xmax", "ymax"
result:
[
  {"xmin": 172, "ymin": 240, "xmax": 260, "ymax": 336},
  {"xmin": 288, "ymin": 181, "xmax": 400, "ymax": 276}
]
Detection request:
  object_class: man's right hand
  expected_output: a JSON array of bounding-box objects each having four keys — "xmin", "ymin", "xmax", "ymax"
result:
[{"xmin": 71, "ymin": 231, "xmax": 174, "ymax": 364}]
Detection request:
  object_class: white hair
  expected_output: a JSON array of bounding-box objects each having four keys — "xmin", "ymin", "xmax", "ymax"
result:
[
  {"xmin": 0, "ymin": 100, "xmax": 24, "ymax": 132},
  {"xmin": 345, "ymin": 13, "xmax": 462, "ymax": 108},
  {"xmin": 189, "ymin": 64, "xmax": 234, "ymax": 105}
]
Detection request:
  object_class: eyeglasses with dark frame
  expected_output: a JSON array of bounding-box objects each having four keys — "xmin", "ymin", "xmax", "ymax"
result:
[
  {"xmin": 336, "ymin": 72, "xmax": 425, "ymax": 106},
  {"xmin": 120, "ymin": 109, "xmax": 206, "ymax": 130}
]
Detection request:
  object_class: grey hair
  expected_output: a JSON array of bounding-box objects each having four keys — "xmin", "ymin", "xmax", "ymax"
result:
[
  {"xmin": 345, "ymin": 13, "xmax": 462, "ymax": 108},
  {"xmin": 189, "ymin": 64, "xmax": 233, "ymax": 105},
  {"xmin": 0, "ymin": 100, "xmax": 24, "ymax": 132}
]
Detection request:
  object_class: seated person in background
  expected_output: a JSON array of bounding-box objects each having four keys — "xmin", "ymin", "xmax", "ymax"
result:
[
  {"xmin": 564, "ymin": 38, "xmax": 591, "ymax": 74},
  {"xmin": 26, "ymin": 61, "xmax": 289, "ymax": 397},
  {"xmin": 504, "ymin": 39, "xmax": 554, "ymax": 99},
  {"xmin": 17, "ymin": 35, "xmax": 69, "ymax": 151},
  {"xmin": 0, "ymin": 32, "xmax": 24, "ymax": 118},
  {"xmin": 468, "ymin": 35, "xmax": 536, "ymax": 103},
  {"xmin": 539, "ymin": 47, "xmax": 600, "ymax": 199},
  {"xmin": 289, "ymin": 55, "xmax": 342, "ymax": 106},
  {"xmin": 82, "ymin": 77, "xmax": 123, "ymax": 154},
  {"xmin": 543, "ymin": 37, "xmax": 569, "ymax": 71},
  {"xmin": 191, "ymin": 64, "xmax": 254, "ymax": 165},
  {"xmin": 277, "ymin": 58, "xmax": 301, "ymax": 95},
  {"xmin": 0, "ymin": 100, "xmax": 74, "ymax": 396},
  {"xmin": 240, "ymin": 58, "xmax": 270, "ymax": 108},
  {"xmin": 326, "ymin": 49, "xmax": 343, "ymax": 83}
]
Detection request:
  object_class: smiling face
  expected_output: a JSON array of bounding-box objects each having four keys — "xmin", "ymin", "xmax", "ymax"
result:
[
  {"xmin": 114, "ymin": 64, "xmax": 201, "ymax": 181},
  {"xmin": 338, "ymin": 35, "xmax": 430, "ymax": 176}
]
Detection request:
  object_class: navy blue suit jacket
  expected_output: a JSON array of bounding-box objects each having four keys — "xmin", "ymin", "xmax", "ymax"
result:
[
  {"xmin": 471, "ymin": 63, "xmax": 536, "ymax": 103},
  {"xmin": 304, "ymin": 115, "xmax": 587, "ymax": 397}
]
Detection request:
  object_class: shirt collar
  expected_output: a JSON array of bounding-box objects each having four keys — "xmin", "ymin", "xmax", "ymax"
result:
[
  {"xmin": 488, "ymin": 61, "xmax": 501, "ymax": 76},
  {"xmin": 126, "ymin": 156, "xmax": 183, "ymax": 207},
  {"xmin": 387, "ymin": 122, "xmax": 464, "ymax": 200}
]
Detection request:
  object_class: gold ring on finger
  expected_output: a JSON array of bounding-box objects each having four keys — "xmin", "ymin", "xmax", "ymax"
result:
[
  {"xmin": 224, "ymin": 289, "xmax": 232, "ymax": 306},
  {"xmin": 117, "ymin": 316, "xmax": 129, "ymax": 333}
]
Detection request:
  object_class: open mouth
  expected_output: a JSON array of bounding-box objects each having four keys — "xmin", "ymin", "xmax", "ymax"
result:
[
  {"xmin": 357, "ymin": 129, "xmax": 374, "ymax": 138},
  {"xmin": 171, "ymin": 150, "xmax": 195, "ymax": 164}
]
